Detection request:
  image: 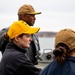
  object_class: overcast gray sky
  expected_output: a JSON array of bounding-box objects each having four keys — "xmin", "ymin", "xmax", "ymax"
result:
[{"xmin": 0, "ymin": 0, "xmax": 75, "ymax": 32}]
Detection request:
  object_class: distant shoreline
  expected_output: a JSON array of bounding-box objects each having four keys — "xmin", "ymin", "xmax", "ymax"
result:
[{"xmin": 36, "ymin": 31, "xmax": 57, "ymax": 37}]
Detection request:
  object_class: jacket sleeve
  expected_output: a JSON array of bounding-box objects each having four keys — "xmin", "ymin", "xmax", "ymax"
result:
[
  {"xmin": 0, "ymin": 28, "xmax": 8, "ymax": 53},
  {"xmin": 33, "ymin": 34, "xmax": 40, "ymax": 51},
  {"xmin": 14, "ymin": 53, "xmax": 42, "ymax": 75}
]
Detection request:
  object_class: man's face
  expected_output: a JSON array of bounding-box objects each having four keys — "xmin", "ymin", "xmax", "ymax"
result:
[{"xmin": 24, "ymin": 14, "xmax": 36, "ymax": 26}]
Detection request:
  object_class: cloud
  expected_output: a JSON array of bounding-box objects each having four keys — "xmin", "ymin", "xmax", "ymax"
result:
[{"xmin": 0, "ymin": 0, "xmax": 75, "ymax": 31}]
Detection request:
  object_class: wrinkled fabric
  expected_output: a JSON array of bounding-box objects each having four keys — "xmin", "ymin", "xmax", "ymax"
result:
[
  {"xmin": 40, "ymin": 56, "xmax": 75, "ymax": 75},
  {"xmin": 1, "ymin": 42, "xmax": 41, "ymax": 75}
]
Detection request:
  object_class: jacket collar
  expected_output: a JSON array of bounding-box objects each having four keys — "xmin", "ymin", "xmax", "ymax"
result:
[
  {"xmin": 6, "ymin": 42, "xmax": 26, "ymax": 53},
  {"xmin": 66, "ymin": 56, "xmax": 75, "ymax": 62}
]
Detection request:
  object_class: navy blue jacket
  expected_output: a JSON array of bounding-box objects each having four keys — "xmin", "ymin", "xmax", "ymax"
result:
[
  {"xmin": 1, "ymin": 42, "xmax": 41, "ymax": 75},
  {"xmin": 40, "ymin": 56, "xmax": 75, "ymax": 75}
]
